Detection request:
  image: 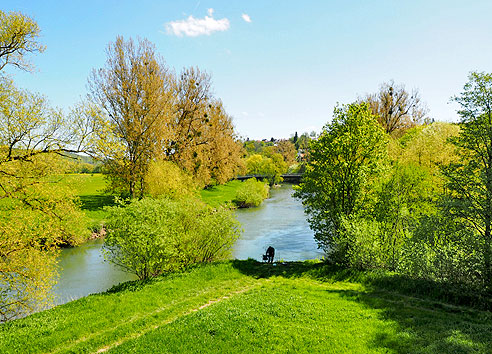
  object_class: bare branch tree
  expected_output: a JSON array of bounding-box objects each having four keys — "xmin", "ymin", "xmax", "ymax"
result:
[{"xmin": 362, "ymin": 80, "xmax": 428, "ymax": 134}]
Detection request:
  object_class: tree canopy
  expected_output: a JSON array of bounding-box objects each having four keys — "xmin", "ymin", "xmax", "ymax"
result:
[
  {"xmin": 442, "ymin": 71, "xmax": 492, "ymax": 286},
  {"xmin": 0, "ymin": 10, "xmax": 45, "ymax": 72},
  {"xmin": 294, "ymin": 103, "xmax": 388, "ymax": 251},
  {"xmin": 363, "ymin": 80, "xmax": 428, "ymax": 135}
]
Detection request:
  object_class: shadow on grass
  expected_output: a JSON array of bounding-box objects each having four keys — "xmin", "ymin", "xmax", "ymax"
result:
[
  {"xmin": 232, "ymin": 259, "xmax": 492, "ymax": 353},
  {"xmin": 79, "ymin": 195, "xmax": 116, "ymax": 211}
]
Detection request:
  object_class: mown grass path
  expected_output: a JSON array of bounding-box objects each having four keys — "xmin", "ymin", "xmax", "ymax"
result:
[{"xmin": 1, "ymin": 261, "xmax": 491, "ymax": 353}]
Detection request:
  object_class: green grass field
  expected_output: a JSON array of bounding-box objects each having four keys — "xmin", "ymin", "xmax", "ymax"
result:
[
  {"xmin": 64, "ymin": 175, "xmax": 244, "ymax": 225},
  {"xmin": 60, "ymin": 173, "xmax": 114, "ymax": 227},
  {"xmin": 200, "ymin": 180, "xmax": 244, "ymax": 208},
  {"xmin": 1, "ymin": 261, "xmax": 491, "ymax": 353}
]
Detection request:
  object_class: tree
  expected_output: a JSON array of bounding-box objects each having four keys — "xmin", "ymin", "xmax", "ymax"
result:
[
  {"xmin": 266, "ymin": 139, "xmax": 296, "ymax": 166},
  {"xmin": 363, "ymin": 80, "xmax": 428, "ymax": 134},
  {"xmin": 233, "ymin": 178, "xmax": 269, "ymax": 208},
  {"xmin": 397, "ymin": 122, "xmax": 460, "ymax": 172},
  {"xmin": 104, "ymin": 197, "xmax": 240, "ymax": 280},
  {"xmin": 441, "ymin": 71, "xmax": 492, "ymax": 287},
  {"xmin": 296, "ymin": 132, "xmax": 311, "ymax": 151},
  {"xmin": 166, "ymin": 67, "xmax": 241, "ymax": 186},
  {"xmin": 0, "ymin": 10, "xmax": 45, "ymax": 72},
  {"xmin": 0, "ymin": 13, "xmax": 93, "ymax": 321},
  {"xmin": 88, "ymin": 36, "xmax": 172, "ymax": 198},
  {"xmin": 0, "ymin": 78, "xmax": 90, "ymax": 322},
  {"xmin": 294, "ymin": 103, "xmax": 388, "ymax": 253},
  {"xmin": 245, "ymin": 153, "xmax": 287, "ymax": 185},
  {"xmin": 292, "ymin": 131, "xmax": 298, "ymax": 145},
  {"xmin": 144, "ymin": 159, "xmax": 196, "ymax": 198}
]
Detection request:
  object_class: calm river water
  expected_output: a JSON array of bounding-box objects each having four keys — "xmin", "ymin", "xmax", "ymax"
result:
[{"xmin": 53, "ymin": 184, "xmax": 324, "ymax": 304}]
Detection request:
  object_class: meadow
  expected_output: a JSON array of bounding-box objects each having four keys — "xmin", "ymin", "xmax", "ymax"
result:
[
  {"xmin": 63, "ymin": 174, "xmax": 246, "ymax": 225},
  {"xmin": 199, "ymin": 180, "xmax": 245, "ymax": 207},
  {"xmin": 59, "ymin": 173, "xmax": 114, "ymax": 228},
  {"xmin": 1, "ymin": 260, "xmax": 491, "ymax": 353}
]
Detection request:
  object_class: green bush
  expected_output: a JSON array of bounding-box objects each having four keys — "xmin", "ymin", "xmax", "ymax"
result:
[
  {"xmin": 144, "ymin": 159, "xmax": 196, "ymax": 199},
  {"xmin": 398, "ymin": 213, "xmax": 483, "ymax": 286},
  {"xmin": 103, "ymin": 197, "xmax": 241, "ymax": 280},
  {"xmin": 233, "ymin": 178, "xmax": 269, "ymax": 208}
]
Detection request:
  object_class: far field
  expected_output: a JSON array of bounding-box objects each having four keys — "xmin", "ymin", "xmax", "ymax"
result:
[
  {"xmin": 61, "ymin": 174, "xmax": 246, "ymax": 226},
  {"xmin": 60, "ymin": 173, "xmax": 114, "ymax": 227},
  {"xmin": 1, "ymin": 261, "xmax": 491, "ymax": 353}
]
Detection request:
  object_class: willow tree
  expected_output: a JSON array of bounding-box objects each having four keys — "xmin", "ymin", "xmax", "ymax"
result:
[
  {"xmin": 442, "ymin": 72, "xmax": 492, "ymax": 287},
  {"xmin": 0, "ymin": 10, "xmax": 45, "ymax": 72},
  {"xmin": 0, "ymin": 78, "xmax": 89, "ymax": 322},
  {"xmin": 89, "ymin": 36, "xmax": 172, "ymax": 198}
]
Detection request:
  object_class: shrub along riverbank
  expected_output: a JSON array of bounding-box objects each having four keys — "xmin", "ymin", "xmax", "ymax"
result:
[
  {"xmin": 55, "ymin": 175, "xmax": 269, "ymax": 243},
  {"xmin": 1, "ymin": 260, "xmax": 491, "ymax": 353}
]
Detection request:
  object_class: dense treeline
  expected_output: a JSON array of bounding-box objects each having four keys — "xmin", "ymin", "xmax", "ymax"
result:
[{"xmin": 296, "ymin": 75, "xmax": 492, "ymax": 293}]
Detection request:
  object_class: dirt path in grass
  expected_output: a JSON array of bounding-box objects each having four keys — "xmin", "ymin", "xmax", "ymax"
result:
[{"xmin": 93, "ymin": 283, "xmax": 263, "ymax": 354}]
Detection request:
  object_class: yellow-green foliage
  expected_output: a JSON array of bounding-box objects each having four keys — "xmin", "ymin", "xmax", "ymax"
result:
[
  {"xmin": 0, "ymin": 10, "xmax": 45, "ymax": 72},
  {"xmin": 104, "ymin": 197, "xmax": 241, "ymax": 279},
  {"xmin": 0, "ymin": 12, "xmax": 92, "ymax": 323},
  {"xmin": 234, "ymin": 178, "xmax": 269, "ymax": 208},
  {"xmin": 245, "ymin": 153, "xmax": 287, "ymax": 185},
  {"xmin": 0, "ymin": 155, "xmax": 89, "ymax": 322},
  {"xmin": 395, "ymin": 122, "xmax": 460, "ymax": 172},
  {"xmin": 144, "ymin": 160, "xmax": 196, "ymax": 199}
]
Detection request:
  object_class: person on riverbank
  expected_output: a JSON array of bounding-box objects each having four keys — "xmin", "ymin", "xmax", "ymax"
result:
[{"xmin": 266, "ymin": 246, "xmax": 275, "ymax": 263}]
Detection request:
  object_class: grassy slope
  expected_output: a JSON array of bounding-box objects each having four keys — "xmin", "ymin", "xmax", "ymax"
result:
[
  {"xmin": 200, "ymin": 180, "xmax": 244, "ymax": 208},
  {"xmin": 1, "ymin": 261, "xmax": 491, "ymax": 353}
]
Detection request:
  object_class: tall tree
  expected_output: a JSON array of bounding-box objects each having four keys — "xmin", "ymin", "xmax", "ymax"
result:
[
  {"xmin": 88, "ymin": 36, "xmax": 172, "ymax": 198},
  {"xmin": 442, "ymin": 71, "xmax": 492, "ymax": 287},
  {"xmin": 0, "ymin": 12, "xmax": 93, "ymax": 321},
  {"xmin": 267, "ymin": 139, "xmax": 297, "ymax": 166},
  {"xmin": 0, "ymin": 10, "xmax": 45, "ymax": 72},
  {"xmin": 166, "ymin": 67, "xmax": 241, "ymax": 186},
  {"xmin": 363, "ymin": 80, "xmax": 428, "ymax": 134},
  {"xmin": 294, "ymin": 103, "xmax": 388, "ymax": 252}
]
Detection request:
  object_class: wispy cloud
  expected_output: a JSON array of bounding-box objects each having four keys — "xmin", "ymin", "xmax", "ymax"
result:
[
  {"xmin": 241, "ymin": 13, "xmax": 252, "ymax": 23},
  {"xmin": 166, "ymin": 8, "xmax": 230, "ymax": 37}
]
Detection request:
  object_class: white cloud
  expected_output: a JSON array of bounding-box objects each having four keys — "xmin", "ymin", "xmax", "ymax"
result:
[
  {"xmin": 166, "ymin": 9, "xmax": 230, "ymax": 37},
  {"xmin": 241, "ymin": 13, "xmax": 252, "ymax": 23}
]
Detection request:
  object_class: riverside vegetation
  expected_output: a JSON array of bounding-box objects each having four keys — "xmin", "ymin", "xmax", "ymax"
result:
[
  {"xmin": 1, "ymin": 261, "xmax": 492, "ymax": 353},
  {"xmin": 2, "ymin": 8, "xmax": 492, "ymax": 353}
]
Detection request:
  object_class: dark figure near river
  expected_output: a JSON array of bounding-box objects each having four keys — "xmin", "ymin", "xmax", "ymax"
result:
[{"xmin": 266, "ymin": 246, "xmax": 275, "ymax": 263}]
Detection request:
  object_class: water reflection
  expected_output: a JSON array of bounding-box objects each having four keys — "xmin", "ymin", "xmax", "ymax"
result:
[
  {"xmin": 233, "ymin": 184, "xmax": 324, "ymax": 261},
  {"xmin": 53, "ymin": 184, "xmax": 323, "ymax": 305},
  {"xmin": 53, "ymin": 240, "xmax": 136, "ymax": 304}
]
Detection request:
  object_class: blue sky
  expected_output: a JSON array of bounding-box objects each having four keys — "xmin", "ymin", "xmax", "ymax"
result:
[{"xmin": 3, "ymin": 0, "xmax": 492, "ymax": 139}]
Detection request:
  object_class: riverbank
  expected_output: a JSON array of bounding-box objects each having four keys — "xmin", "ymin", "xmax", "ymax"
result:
[
  {"xmin": 53, "ymin": 183, "xmax": 320, "ymax": 304},
  {"xmin": 200, "ymin": 179, "xmax": 270, "ymax": 208},
  {"xmin": 2, "ymin": 260, "xmax": 491, "ymax": 353},
  {"xmin": 65, "ymin": 175, "xmax": 269, "ymax": 228}
]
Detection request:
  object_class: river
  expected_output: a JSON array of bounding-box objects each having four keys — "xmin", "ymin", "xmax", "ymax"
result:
[{"xmin": 53, "ymin": 184, "xmax": 324, "ymax": 304}]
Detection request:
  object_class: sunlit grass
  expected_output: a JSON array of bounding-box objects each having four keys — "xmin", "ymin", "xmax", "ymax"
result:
[
  {"xmin": 200, "ymin": 180, "xmax": 244, "ymax": 207},
  {"xmin": 1, "ymin": 261, "xmax": 491, "ymax": 353},
  {"xmin": 59, "ymin": 173, "xmax": 113, "ymax": 227}
]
